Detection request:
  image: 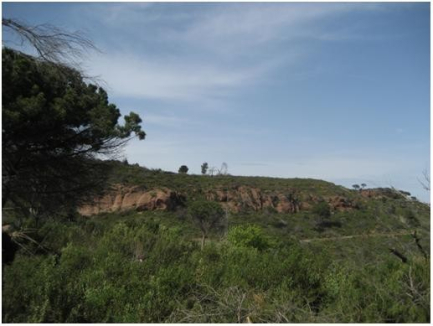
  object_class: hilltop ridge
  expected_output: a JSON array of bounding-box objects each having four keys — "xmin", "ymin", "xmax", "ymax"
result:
[
  {"xmin": 79, "ymin": 179, "xmax": 410, "ymax": 217},
  {"xmin": 79, "ymin": 160, "xmax": 430, "ymax": 244},
  {"xmin": 84, "ymin": 160, "xmax": 425, "ymax": 214}
]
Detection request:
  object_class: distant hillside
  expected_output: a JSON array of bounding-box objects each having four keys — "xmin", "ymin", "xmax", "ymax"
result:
[
  {"xmin": 90, "ymin": 160, "xmax": 428, "ymax": 212},
  {"xmin": 82, "ymin": 160, "xmax": 430, "ymax": 250}
]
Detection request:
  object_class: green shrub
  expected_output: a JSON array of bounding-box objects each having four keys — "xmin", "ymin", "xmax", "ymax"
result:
[
  {"xmin": 227, "ymin": 225, "xmax": 272, "ymax": 251},
  {"xmin": 320, "ymin": 258, "xmax": 430, "ymax": 322},
  {"xmin": 312, "ymin": 201, "xmax": 331, "ymax": 218},
  {"xmin": 3, "ymin": 202, "xmax": 430, "ymax": 323}
]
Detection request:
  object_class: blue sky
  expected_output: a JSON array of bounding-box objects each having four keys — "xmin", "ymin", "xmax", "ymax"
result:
[{"xmin": 3, "ymin": 2, "xmax": 430, "ymax": 202}]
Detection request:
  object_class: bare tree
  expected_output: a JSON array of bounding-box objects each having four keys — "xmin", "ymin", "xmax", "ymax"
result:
[
  {"xmin": 218, "ymin": 162, "xmax": 228, "ymax": 176},
  {"xmin": 2, "ymin": 18, "xmax": 98, "ymax": 71},
  {"xmin": 418, "ymin": 169, "xmax": 430, "ymax": 192},
  {"xmin": 208, "ymin": 167, "xmax": 217, "ymax": 177},
  {"xmin": 189, "ymin": 200, "xmax": 225, "ymax": 249}
]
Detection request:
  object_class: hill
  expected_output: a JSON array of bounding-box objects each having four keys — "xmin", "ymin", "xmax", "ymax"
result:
[
  {"xmin": 2, "ymin": 160, "xmax": 430, "ymax": 323},
  {"xmin": 83, "ymin": 160, "xmax": 430, "ymax": 249}
]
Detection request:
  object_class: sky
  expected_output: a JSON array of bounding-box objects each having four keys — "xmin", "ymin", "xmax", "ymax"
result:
[{"xmin": 2, "ymin": 2, "xmax": 431, "ymax": 202}]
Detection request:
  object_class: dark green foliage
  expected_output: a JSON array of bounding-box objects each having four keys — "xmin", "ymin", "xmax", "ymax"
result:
[
  {"xmin": 201, "ymin": 162, "xmax": 209, "ymax": 175},
  {"xmin": 400, "ymin": 190, "xmax": 411, "ymax": 197},
  {"xmin": 178, "ymin": 165, "xmax": 189, "ymax": 174},
  {"xmin": 3, "ymin": 220, "xmax": 198, "ymax": 323},
  {"xmin": 352, "ymin": 184, "xmax": 360, "ymax": 191},
  {"xmin": 2, "ymin": 232, "xmax": 19, "ymax": 265},
  {"xmin": 404, "ymin": 209, "xmax": 420, "ymax": 227},
  {"xmin": 312, "ymin": 201, "xmax": 331, "ymax": 218},
  {"xmin": 2, "ymin": 214, "xmax": 430, "ymax": 323},
  {"xmin": 321, "ymin": 258, "xmax": 430, "ymax": 322},
  {"xmin": 2, "ymin": 48, "xmax": 145, "ymax": 220}
]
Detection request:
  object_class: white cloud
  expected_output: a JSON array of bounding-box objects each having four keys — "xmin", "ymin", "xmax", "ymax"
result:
[
  {"xmin": 164, "ymin": 3, "xmax": 386, "ymax": 55},
  {"xmin": 6, "ymin": 2, "xmax": 394, "ymax": 108},
  {"xmin": 83, "ymin": 2, "xmax": 154, "ymax": 26},
  {"xmin": 87, "ymin": 51, "xmax": 281, "ymax": 102},
  {"xmin": 85, "ymin": 3, "xmax": 387, "ymax": 103}
]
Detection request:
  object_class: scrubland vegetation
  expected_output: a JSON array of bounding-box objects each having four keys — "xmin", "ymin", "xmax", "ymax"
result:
[{"xmin": 3, "ymin": 163, "xmax": 430, "ymax": 323}]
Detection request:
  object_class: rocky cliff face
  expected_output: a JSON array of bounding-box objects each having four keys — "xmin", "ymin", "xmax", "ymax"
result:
[
  {"xmin": 205, "ymin": 186, "xmax": 302, "ymax": 213},
  {"xmin": 78, "ymin": 186, "xmax": 186, "ymax": 216},
  {"xmin": 78, "ymin": 184, "xmax": 360, "ymax": 216}
]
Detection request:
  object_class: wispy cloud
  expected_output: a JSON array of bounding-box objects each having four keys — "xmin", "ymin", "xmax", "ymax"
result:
[
  {"xmin": 85, "ymin": 3, "xmax": 387, "ymax": 104},
  {"xmin": 161, "ymin": 3, "xmax": 386, "ymax": 55},
  {"xmin": 87, "ymin": 51, "xmax": 281, "ymax": 102}
]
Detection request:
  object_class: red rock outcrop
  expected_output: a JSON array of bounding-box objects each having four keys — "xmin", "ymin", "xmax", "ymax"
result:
[
  {"xmin": 78, "ymin": 186, "xmax": 185, "ymax": 216},
  {"xmin": 79, "ymin": 185, "xmax": 356, "ymax": 216},
  {"xmin": 204, "ymin": 187, "xmax": 301, "ymax": 213},
  {"xmin": 326, "ymin": 195, "xmax": 357, "ymax": 211}
]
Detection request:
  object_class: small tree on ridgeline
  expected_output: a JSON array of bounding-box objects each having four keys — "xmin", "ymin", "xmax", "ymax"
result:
[
  {"xmin": 201, "ymin": 162, "xmax": 209, "ymax": 175},
  {"xmin": 218, "ymin": 162, "xmax": 228, "ymax": 176},
  {"xmin": 208, "ymin": 167, "xmax": 217, "ymax": 177},
  {"xmin": 189, "ymin": 200, "xmax": 224, "ymax": 249},
  {"xmin": 178, "ymin": 165, "xmax": 189, "ymax": 174}
]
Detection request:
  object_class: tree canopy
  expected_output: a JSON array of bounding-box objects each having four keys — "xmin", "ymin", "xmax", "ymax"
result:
[
  {"xmin": 178, "ymin": 165, "xmax": 189, "ymax": 174},
  {"xmin": 201, "ymin": 162, "xmax": 208, "ymax": 175},
  {"xmin": 2, "ymin": 47, "xmax": 145, "ymax": 221},
  {"xmin": 188, "ymin": 200, "xmax": 224, "ymax": 249}
]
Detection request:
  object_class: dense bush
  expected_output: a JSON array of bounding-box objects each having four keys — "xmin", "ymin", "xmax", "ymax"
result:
[
  {"xmin": 312, "ymin": 201, "xmax": 331, "ymax": 218},
  {"xmin": 2, "ymin": 216, "xmax": 430, "ymax": 323},
  {"xmin": 227, "ymin": 224, "xmax": 272, "ymax": 250}
]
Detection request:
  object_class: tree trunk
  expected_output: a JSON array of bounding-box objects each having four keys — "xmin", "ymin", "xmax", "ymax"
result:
[{"xmin": 201, "ymin": 233, "xmax": 207, "ymax": 250}]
